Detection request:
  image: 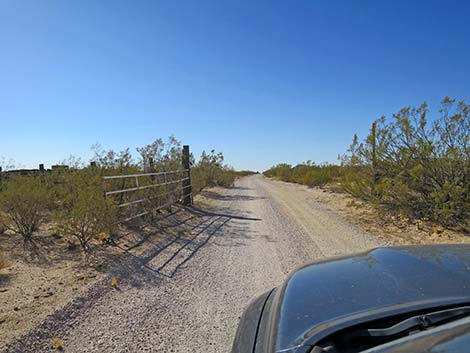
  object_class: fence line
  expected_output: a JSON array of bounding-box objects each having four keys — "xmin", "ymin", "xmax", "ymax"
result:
[
  {"xmin": 0, "ymin": 145, "xmax": 193, "ymax": 224},
  {"xmin": 102, "ymin": 145, "xmax": 192, "ymax": 223}
]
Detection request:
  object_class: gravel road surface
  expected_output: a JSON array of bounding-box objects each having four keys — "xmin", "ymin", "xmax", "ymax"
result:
[{"xmin": 6, "ymin": 175, "xmax": 384, "ymax": 353}]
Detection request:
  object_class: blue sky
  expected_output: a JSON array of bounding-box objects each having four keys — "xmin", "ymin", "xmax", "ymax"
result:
[{"xmin": 1, "ymin": 0, "xmax": 469, "ymax": 171}]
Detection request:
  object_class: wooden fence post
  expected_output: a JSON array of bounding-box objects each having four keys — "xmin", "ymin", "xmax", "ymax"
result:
[
  {"xmin": 182, "ymin": 145, "xmax": 192, "ymax": 205},
  {"xmin": 371, "ymin": 121, "xmax": 379, "ymax": 195},
  {"xmin": 39, "ymin": 164, "xmax": 45, "ymax": 172},
  {"xmin": 371, "ymin": 121, "xmax": 377, "ymax": 170},
  {"xmin": 149, "ymin": 157, "xmax": 155, "ymax": 180}
]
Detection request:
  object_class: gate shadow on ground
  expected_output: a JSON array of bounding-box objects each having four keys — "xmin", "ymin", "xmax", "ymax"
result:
[{"xmin": 99, "ymin": 205, "xmax": 260, "ymax": 286}]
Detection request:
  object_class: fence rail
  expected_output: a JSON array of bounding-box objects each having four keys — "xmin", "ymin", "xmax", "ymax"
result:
[
  {"xmin": 102, "ymin": 169, "xmax": 186, "ymax": 180},
  {"xmin": 103, "ymin": 172, "xmax": 189, "ymax": 196},
  {"xmin": 102, "ymin": 145, "xmax": 192, "ymax": 223}
]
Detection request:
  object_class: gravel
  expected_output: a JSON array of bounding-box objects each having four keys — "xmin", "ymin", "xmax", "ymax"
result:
[{"xmin": 4, "ymin": 175, "xmax": 384, "ymax": 353}]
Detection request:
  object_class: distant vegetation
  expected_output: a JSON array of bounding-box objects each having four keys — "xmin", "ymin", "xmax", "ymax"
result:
[
  {"xmin": 264, "ymin": 163, "xmax": 343, "ymax": 187},
  {"xmin": 264, "ymin": 97, "xmax": 470, "ymax": 231},
  {"xmin": 0, "ymin": 136, "xmax": 245, "ymax": 255},
  {"xmin": 192, "ymin": 150, "xmax": 256, "ymax": 192}
]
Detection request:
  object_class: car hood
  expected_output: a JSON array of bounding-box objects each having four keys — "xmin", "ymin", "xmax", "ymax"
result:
[{"xmin": 271, "ymin": 244, "xmax": 470, "ymax": 352}]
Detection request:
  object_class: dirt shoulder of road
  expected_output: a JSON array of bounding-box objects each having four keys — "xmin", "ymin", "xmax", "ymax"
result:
[
  {"xmin": 0, "ymin": 192, "xmax": 216, "ymax": 351},
  {"xmin": 296, "ymin": 181, "xmax": 469, "ymax": 245},
  {"xmin": 0, "ymin": 228, "xmax": 103, "ymax": 350}
]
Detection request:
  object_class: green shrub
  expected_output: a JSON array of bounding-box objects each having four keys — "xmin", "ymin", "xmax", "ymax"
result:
[
  {"xmin": 53, "ymin": 170, "xmax": 117, "ymax": 251},
  {"xmin": 264, "ymin": 98, "xmax": 470, "ymax": 230},
  {"xmin": 191, "ymin": 150, "xmax": 236, "ymax": 193},
  {"xmin": 0, "ymin": 176, "xmax": 51, "ymax": 242},
  {"xmin": 341, "ymin": 97, "xmax": 470, "ymax": 229}
]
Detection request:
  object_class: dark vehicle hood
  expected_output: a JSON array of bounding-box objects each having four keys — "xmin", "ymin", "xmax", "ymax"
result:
[{"xmin": 271, "ymin": 245, "xmax": 470, "ymax": 352}]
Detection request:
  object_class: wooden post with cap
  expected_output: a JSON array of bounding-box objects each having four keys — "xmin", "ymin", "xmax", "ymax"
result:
[
  {"xmin": 182, "ymin": 145, "xmax": 192, "ymax": 205},
  {"xmin": 371, "ymin": 121, "xmax": 379, "ymax": 196}
]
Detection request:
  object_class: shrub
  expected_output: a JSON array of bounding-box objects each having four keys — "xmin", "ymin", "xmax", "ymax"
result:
[
  {"xmin": 341, "ymin": 97, "xmax": 470, "ymax": 229},
  {"xmin": 0, "ymin": 176, "xmax": 51, "ymax": 242},
  {"xmin": 264, "ymin": 98, "xmax": 470, "ymax": 230},
  {"xmin": 191, "ymin": 150, "xmax": 236, "ymax": 193},
  {"xmin": 54, "ymin": 169, "xmax": 117, "ymax": 251}
]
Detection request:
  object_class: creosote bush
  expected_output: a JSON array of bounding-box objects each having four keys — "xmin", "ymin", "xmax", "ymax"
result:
[
  {"xmin": 0, "ymin": 176, "xmax": 51, "ymax": 242},
  {"xmin": 264, "ymin": 97, "xmax": 470, "ymax": 231},
  {"xmin": 341, "ymin": 97, "xmax": 470, "ymax": 229},
  {"xmin": 191, "ymin": 150, "xmax": 237, "ymax": 192},
  {"xmin": 53, "ymin": 169, "xmax": 117, "ymax": 251}
]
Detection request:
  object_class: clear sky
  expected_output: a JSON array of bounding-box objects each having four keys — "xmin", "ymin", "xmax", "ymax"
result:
[{"xmin": 1, "ymin": 0, "xmax": 469, "ymax": 171}]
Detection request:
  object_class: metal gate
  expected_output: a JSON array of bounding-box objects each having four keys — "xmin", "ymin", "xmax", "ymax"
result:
[{"xmin": 102, "ymin": 145, "xmax": 192, "ymax": 223}]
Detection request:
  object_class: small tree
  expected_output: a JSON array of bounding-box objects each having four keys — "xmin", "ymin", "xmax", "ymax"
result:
[{"xmin": 0, "ymin": 176, "xmax": 51, "ymax": 243}]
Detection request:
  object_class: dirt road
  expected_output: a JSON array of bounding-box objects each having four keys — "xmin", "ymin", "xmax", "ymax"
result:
[{"xmin": 6, "ymin": 175, "xmax": 384, "ymax": 353}]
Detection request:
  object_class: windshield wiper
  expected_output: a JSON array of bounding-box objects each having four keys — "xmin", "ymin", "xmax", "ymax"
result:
[{"xmin": 361, "ymin": 306, "xmax": 470, "ymax": 337}]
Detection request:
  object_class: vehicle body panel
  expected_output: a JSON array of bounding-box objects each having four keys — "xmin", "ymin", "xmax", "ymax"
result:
[
  {"xmin": 276, "ymin": 245, "xmax": 470, "ymax": 351},
  {"xmin": 232, "ymin": 244, "xmax": 470, "ymax": 353},
  {"xmin": 232, "ymin": 290, "xmax": 271, "ymax": 353}
]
